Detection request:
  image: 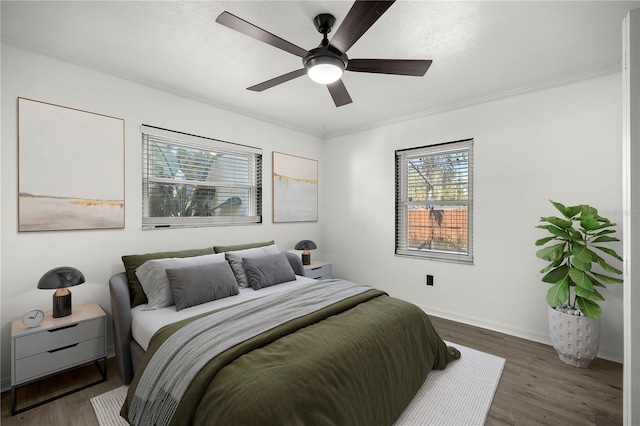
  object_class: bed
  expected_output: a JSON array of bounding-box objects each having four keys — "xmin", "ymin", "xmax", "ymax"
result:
[{"xmin": 109, "ymin": 242, "xmax": 459, "ymax": 426}]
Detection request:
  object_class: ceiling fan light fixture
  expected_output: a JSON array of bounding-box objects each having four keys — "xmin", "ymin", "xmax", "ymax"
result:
[{"xmin": 306, "ymin": 56, "xmax": 345, "ymax": 84}]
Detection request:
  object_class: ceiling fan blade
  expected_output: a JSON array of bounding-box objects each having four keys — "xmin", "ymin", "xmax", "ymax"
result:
[
  {"xmin": 330, "ymin": 1, "xmax": 395, "ymax": 54},
  {"xmin": 216, "ymin": 11, "xmax": 308, "ymax": 58},
  {"xmin": 247, "ymin": 68, "xmax": 307, "ymax": 92},
  {"xmin": 347, "ymin": 59, "xmax": 432, "ymax": 76},
  {"xmin": 327, "ymin": 79, "xmax": 353, "ymax": 107}
]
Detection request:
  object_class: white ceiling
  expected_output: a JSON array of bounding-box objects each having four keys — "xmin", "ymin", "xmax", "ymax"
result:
[{"xmin": 2, "ymin": 1, "xmax": 638, "ymax": 138}]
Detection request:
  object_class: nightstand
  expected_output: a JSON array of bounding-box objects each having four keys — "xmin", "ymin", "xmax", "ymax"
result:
[
  {"xmin": 303, "ymin": 261, "xmax": 332, "ymax": 279},
  {"xmin": 11, "ymin": 302, "xmax": 107, "ymax": 415}
]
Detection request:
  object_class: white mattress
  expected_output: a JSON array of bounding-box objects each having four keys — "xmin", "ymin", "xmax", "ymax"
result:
[{"xmin": 131, "ymin": 275, "xmax": 317, "ymax": 351}]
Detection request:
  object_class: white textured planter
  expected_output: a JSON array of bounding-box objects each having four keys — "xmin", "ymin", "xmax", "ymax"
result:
[{"xmin": 547, "ymin": 306, "xmax": 601, "ymax": 368}]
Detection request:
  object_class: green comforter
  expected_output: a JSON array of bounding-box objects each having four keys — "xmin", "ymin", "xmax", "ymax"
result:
[{"xmin": 122, "ymin": 280, "xmax": 459, "ymax": 426}]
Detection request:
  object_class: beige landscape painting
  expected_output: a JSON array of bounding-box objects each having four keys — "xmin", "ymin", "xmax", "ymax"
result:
[{"xmin": 18, "ymin": 98, "xmax": 124, "ymax": 232}]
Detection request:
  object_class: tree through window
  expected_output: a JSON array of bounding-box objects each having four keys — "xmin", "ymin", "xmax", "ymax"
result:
[
  {"xmin": 395, "ymin": 139, "xmax": 473, "ymax": 263},
  {"xmin": 142, "ymin": 125, "xmax": 262, "ymax": 229}
]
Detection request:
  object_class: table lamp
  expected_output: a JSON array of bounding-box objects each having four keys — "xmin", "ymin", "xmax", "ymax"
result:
[
  {"xmin": 38, "ymin": 267, "xmax": 85, "ymax": 318},
  {"xmin": 295, "ymin": 240, "xmax": 317, "ymax": 265}
]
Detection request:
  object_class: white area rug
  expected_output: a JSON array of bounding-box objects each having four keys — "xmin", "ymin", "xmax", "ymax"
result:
[
  {"xmin": 394, "ymin": 342, "xmax": 505, "ymax": 425},
  {"xmin": 91, "ymin": 342, "xmax": 504, "ymax": 426}
]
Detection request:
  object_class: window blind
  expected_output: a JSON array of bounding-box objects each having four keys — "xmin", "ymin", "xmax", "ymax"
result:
[
  {"xmin": 395, "ymin": 139, "xmax": 473, "ymax": 263},
  {"xmin": 141, "ymin": 125, "xmax": 262, "ymax": 229}
]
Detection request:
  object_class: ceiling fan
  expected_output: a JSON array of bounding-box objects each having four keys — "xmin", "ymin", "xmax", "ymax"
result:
[{"xmin": 215, "ymin": 0, "xmax": 432, "ymax": 107}]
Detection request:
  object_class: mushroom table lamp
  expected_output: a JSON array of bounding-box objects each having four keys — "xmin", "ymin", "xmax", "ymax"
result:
[
  {"xmin": 38, "ymin": 266, "xmax": 85, "ymax": 318},
  {"xmin": 295, "ymin": 240, "xmax": 317, "ymax": 266}
]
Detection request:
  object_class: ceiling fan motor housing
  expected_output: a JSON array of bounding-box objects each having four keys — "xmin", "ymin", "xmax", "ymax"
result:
[{"xmin": 313, "ymin": 13, "xmax": 336, "ymax": 35}]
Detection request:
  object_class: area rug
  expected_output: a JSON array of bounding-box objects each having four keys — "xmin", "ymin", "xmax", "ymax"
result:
[{"xmin": 91, "ymin": 342, "xmax": 505, "ymax": 426}]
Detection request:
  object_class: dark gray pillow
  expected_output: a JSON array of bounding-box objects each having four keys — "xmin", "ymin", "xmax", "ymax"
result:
[
  {"xmin": 165, "ymin": 261, "xmax": 239, "ymax": 311},
  {"xmin": 243, "ymin": 252, "xmax": 297, "ymax": 290}
]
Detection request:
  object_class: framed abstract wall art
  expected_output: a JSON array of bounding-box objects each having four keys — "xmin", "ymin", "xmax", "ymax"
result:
[
  {"xmin": 272, "ymin": 152, "xmax": 318, "ymax": 223},
  {"xmin": 18, "ymin": 97, "xmax": 125, "ymax": 231}
]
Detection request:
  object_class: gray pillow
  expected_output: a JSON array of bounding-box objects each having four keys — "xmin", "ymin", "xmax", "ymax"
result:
[
  {"xmin": 165, "ymin": 261, "xmax": 239, "ymax": 311},
  {"xmin": 135, "ymin": 253, "xmax": 226, "ymax": 310},
  {"xmin": 224, "ymin": 244, "xmax": 280, "ymax": 288},
  {"xmin": 243, "ymin": 252, "xmax": 297, "ymax": 290}
]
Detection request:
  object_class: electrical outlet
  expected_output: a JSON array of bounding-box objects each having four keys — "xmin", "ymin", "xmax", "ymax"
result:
[{"xmin": 426, "ymin": 275, "xmax": 434, "ymax": 286}]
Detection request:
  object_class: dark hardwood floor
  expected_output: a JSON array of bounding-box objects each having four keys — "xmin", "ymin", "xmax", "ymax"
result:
[
  {"xmin": 430, "ymin": 316, "xmax": 623, "ymax": 426},
  {"xmin": 0, "ymin": 316, "xmax": 622, "ymax": 425}
]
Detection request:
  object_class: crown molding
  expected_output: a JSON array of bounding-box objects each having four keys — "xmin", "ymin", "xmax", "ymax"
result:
[
  {"xmin": 2, "ymin": 35, "xmax": 324, "ymax": 139},
  {"xmin": 323, "ymin": 63, "xmax": 621, "ymax": 140}
]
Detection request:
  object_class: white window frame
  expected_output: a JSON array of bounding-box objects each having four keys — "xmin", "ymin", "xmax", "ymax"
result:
[
  {"xmin": 395, "ymin": 139, "xmax": 473, "ymax": 263},
  {"xmin": 141, "ymin": 125, "xmax": 262, "ymax": 229}
]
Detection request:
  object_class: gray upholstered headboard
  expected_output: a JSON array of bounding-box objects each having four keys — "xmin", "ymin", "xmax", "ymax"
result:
[{"xmin": 109, "ymin": 251, "xmax": 304, "ymax": 384}]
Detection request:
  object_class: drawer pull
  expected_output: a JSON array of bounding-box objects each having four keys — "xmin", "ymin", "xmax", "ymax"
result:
[
  {"xmin": 48, "ymin": 343, "xmax": 79, "ymax": 353},
  {"xmin": 48, "ymin": 324, "xmax": 78, "ymax": 333},
  {"xmin": 311, "ymin": 267, "xmax": 321, "ymax": 270}
]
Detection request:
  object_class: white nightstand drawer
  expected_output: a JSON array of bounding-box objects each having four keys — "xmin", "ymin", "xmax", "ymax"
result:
[
  {"xmin": 14, "ymin": 317, "xmax": 105, "ymax": 359},
  {"xmin": 14, "ymin": 335, "xmax": 106, "ymax": 384},
  {"xmin": 305, "ymin": 263, "xmax": 332, "ymax": 280}
]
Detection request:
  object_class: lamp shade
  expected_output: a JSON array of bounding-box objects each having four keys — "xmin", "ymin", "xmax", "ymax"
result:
[
  {"xmin": 295, "ymin": 240, "xmax": 317, "ymax": 251},
  {"xmin": 38, "ymin": 267, "xmax": 85, "ymax": 289},
  {"xmin": 295, "ymin": 240, "xmax": 317, "ymax": 266}
]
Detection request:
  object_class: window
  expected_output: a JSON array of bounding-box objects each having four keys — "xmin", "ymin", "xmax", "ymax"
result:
[
  {"xmin": 395, "ymin": 139, "xmax": 473, "ymax": 263},
  {"xmin": 142, "ymin": 125, "xmax": 262, "ymax": 229}
]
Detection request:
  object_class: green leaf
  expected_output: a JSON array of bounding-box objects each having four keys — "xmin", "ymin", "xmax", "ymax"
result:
[
  {"xmin": 571, "ymin": 243, "xmax": 592, "ymax": 264},
  {"xmin": 579, "ymin": 205, "xmax": 599, "ymax": 217},
  {"xmin": 539, "ymin": 259, "xmax": 564, "ymax": 274},
  {"xmin": 535, "ymin": 236, "xmax": 556, "ymax": 246},
  {"xmin": 590, "ymin": 277, "xmax": 607, "ymax": 288},
  {"xmin": 550, "ymin": 200, "xmax": 568, "ymax": 218},
  {"xmin": 571, "ymin": 257, "xmax": 592, "ymax": 272},
  {"xmin": 542, "ymin": 264, "xmax": 569, "ymax": 284},
  {"xmin": 540, "ymin": 216, "xmax": 573, "ymax": 229},
  {"xmin": 593, "ymin": 229, "xmax": 617, "ymax": 237},
  {"xmin": 593, "ymin": 245, "xmax": 623, "ymax": 262},
  {"xmin": 567, "ymin": 228, "xmax": 583, "ymax": 240},
  {"xmin": 580, "ymin": 217, "xmax": 600, "ymax": 231},
  {"xmin": 536, "ymin": 225, "xmax": 571, "ymax": 240},
  {"xmin": 568, "ymin": 268, "xmax": 595, "ymax": 292},
  {"xmin": 595, "ymin": 214, "xmax": 612, "ymax": 224},
  {"xmin": 536, "ymin": 243, "xmax": 566, "ymax": 262},
  {"xmin": 591, "ymin": 235, "xmax": 619, "ymax": 243},
  {"xmin": 565, "ymin": 205, "xmax": 583, "ymax": 219},
  {"xmin": 575, "ymin": 286, "xmax": 605, "ymax": 301},
  {"xmin": 546, "ymin": 280, "xmax": 570, "ymax": 307},
  {"xmin": 576, "ymin": 297, "xmax": 602, "ymax": 318},
  {"xmin": 588, "ymin": 248, "xmax": 623, "ymax": 274},
  {"xmin": 591, "ymin": 272, "xmax": 623, "ymax": 284}
]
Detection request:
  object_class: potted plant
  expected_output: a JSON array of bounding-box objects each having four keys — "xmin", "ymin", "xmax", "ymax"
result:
[{"xmin": 535, "ymin": 200, "xmax": 623, "ymax": 367}]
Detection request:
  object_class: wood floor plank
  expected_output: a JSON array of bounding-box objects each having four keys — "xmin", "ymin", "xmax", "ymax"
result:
[{"xmin": 0, "ymin": 316, "xmax": 622, "ymax": 425}]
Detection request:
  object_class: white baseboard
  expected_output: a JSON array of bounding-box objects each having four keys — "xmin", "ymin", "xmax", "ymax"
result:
[{"xmin": 418, "ymin": 303, "xmax": 623, "ymax": 364}]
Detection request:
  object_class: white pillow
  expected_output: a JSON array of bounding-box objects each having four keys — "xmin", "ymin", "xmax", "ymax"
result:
[
  {"xmin": 224, "ymin": 244, "xmax": 280, "ymax": 288},
  {"xmin": 135, "ymin": 253, "xmax": 226, "ymax": 310}
]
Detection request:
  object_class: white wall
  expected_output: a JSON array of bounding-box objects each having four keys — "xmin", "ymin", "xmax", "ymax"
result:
[
  {"xmin": 322, "ymin": 73, "xmax": 624, "ymax": 362},
  {"xmin": 0, "ymin": 44, "xmax": 325, "ymax": 389}
]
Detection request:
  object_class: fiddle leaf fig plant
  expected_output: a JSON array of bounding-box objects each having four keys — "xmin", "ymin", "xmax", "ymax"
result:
[{"xmin": 535, "ymin": 200, "xmax": 623, "ymax": 318}]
